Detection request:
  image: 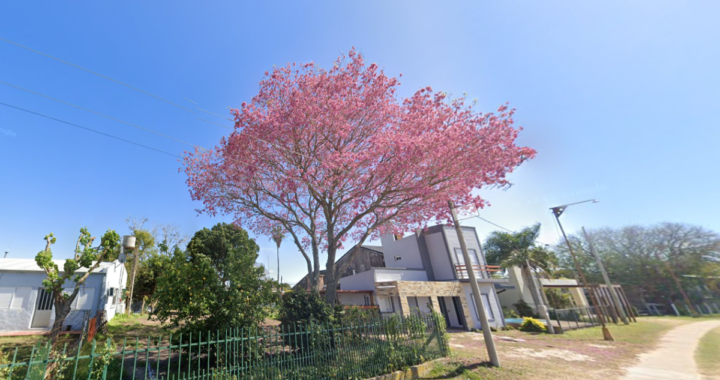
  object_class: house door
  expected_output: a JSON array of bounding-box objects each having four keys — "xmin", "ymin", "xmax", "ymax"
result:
[
  {"xmin": 438, "ymin": 297, "xmax": 450, "ymax": 327},
  {"xmin": 31, "ymin": 289, "xmax": 53, "ymax": 328},
  {"xmin": 451, "ymin": 297, "xmax": 466, "ymax": 328}
]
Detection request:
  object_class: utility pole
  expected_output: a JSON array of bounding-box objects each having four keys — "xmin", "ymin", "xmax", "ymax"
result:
[
  {"xmin": 654, "ymin": 248, "xmax": 698, "ymax": 316},
  {"xmin": 551, "ymin": 204, "xmax": 614, "ymax": 341},
  {"xmin": 525, "ymin": 259, "xmax": 556, "ymax": 334},
  {"xmin": 582, "ymin": 227, "xmax": 629, "ymax": 325},
  {"xmin": 449, "ymin": 201, "xmax": 500, "ymax": 367}
]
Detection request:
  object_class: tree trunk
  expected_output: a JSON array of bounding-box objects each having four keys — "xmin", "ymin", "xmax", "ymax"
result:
[
  {"xmin": 125, "ymin": 255, "xmax": 138, "ymax": 315},
  {"xmin": 324, "ymin": 247, "xmax": 337, "ymax": 304},
  {"xmin": 50, "ymin": 290, "xmax": 77, "ymax": 339},
  {"xmin": 276, "ymin": 246, "xmax": 280, "ymax": 284},
  {"xmin": 311, "ymin": 240, "xmax": 321, "ymax": 292}
]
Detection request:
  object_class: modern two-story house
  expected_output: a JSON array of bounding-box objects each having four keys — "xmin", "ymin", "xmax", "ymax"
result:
[{"xmin": 296, "ymin": 225, "xmax": 508, "ymax": 330}]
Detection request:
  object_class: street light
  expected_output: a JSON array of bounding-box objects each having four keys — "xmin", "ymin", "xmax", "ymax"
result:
[{"xmin": 550, "ymin": 199, "xmax": 614, "ymax": 341}]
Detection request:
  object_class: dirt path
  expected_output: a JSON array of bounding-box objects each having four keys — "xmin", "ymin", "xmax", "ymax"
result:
[{"xmin": 621, "ymin": 319, "xmax": 720, "ymax": 380}]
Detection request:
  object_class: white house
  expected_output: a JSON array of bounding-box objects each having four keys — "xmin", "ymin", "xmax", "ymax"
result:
[
  {"xmin": 0, "ymin": 258, "xmax": 127, "ymax": 333},
  {"xmin": 335, "ymin": 225, "xmax": 507, "ymax": 330}
]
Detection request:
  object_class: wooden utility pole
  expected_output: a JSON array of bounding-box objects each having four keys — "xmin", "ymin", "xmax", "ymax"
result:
[{"xmin": 449, "ymin": 201, "xmax": 500, "ymax": 367}]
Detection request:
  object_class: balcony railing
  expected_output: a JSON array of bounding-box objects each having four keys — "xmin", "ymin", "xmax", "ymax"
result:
[{"xmin": 454, "ymin": 264, "xmax": 504, "ymax": 280}]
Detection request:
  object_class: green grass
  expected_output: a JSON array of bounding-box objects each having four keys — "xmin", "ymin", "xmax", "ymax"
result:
[
  {"xmin": 563, "ymin": 318, "xmax": 676, "ymax": 344},
  {"xmin": 696, "ymin": 326, "xmax": 720, "ymax": 378},
  {"xmin": 425, "ymin": 318, "xmax": 692, "ymax": 380}
]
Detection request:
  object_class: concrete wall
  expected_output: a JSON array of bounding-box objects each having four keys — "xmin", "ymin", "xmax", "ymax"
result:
[
  {"xmin": 496, "ymin": 266, "xmax": 530, "ymax": 310},
  {"xmin": 339, "ymin": 270, "xmax": 376, "ymax": 291},
  {"xmin": 424, "ymin": 232, "xmax": 454, "ymax": 280},
  {"xmin": 443, "ymin": 227, "xmax": 488, "ymax": 267},
  {"xmin": 0, "ymin": 271, "xmax": 107, "ymax": 332},
  {"xmin": 102, "ymin": 261, "xmax": 127, "ymax": 321},
  {"xmin": 462, "ymin": 283, "xmax": 504, "ymax": 329},
  {"xmin": 380, "ymin": 234, "xmax": 424, "ymax": 269},
  {"xmin": 374, "ymin": 269, "xmax": 428, "ymax": 282}
]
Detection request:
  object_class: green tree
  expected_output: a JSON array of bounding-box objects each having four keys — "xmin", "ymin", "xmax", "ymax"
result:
[
  {"xmin": 35, "ymin": 228, "xmax": 120, "ymax": 338},
  {"xmin": 132, "ymin": 252, "xmax": 170, "ymax": 314},
  {"xmin": 485, "ymin": 223, "xmax": 558, "ymax": 312},
  {"xmin": 152, "ymin": 223, "xmax": 276, "ymax": 334},
  {"xmin": 554, "ymin": 223, "xmax": 720, "ymax": 310}
]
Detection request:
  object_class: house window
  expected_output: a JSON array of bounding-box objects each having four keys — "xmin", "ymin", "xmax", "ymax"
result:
[
  {"xmin": 364, "ymin": 295, "xmax": 371, "ymax": 306},
  {"xmin": 0, "ymin": 287, "xmax": 31, "ymax": 310},
  {"xmin": 64, "ymin": 288, "xmax": 95, "ymax": 310},
  {"xmin": 470, "ymin": 293, "xmax": 494, "ymax": 321},
  {"xmin": 454, "ymin": 248, "xmax": 480, "ymax": 278},
  {"xmin": 379, "ymin": 296, "xmax": 395, "ymax": 313}
]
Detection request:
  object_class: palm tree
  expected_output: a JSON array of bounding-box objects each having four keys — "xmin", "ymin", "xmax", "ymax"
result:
[
  {"xmin": 270, "ymin": 226, "xmax": 285, "ymax": 284},
  {"xmin": 484, "ymin": 223, "xmax": 558, "ymax": 314}
]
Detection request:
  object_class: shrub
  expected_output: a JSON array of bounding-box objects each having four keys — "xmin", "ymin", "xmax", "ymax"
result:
[
  {"xmin": 278, "ymin": 290, "xmax": 341, "ymax": 351},
  {"xmin": 519, "ymin": 317, "xmax": 546, "ymax": 333},
  {"xmin": 502, "ymin": 306, "xmax": 519, "ymax": 319},
  {"xmin": 544, "ymin": 288, "xmax": 573, "ymax": 309},
  {"xmin": 513, "ymin": 299, "xmax": 535, "ymax": 317}
]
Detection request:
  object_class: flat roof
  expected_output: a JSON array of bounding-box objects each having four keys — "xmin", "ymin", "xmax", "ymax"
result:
[{"xmin": 0, "ymin": 258, "xmax": 117, "ymax": 273}]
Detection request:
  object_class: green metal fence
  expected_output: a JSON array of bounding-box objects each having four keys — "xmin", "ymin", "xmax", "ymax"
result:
[{"xmin": 1, "ymin": 313, "xmax": 448, "ymax": 379}]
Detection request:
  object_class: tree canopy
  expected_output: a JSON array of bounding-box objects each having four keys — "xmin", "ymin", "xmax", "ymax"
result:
[
  {"xmin": 554, "ymin": 222, "xmax": 720, "ymax": 307},
  {"xmin": 183, "ymin": 48, "xmax": 535, "ymax": 302},
  {"xmin": 152, "ymin": 223, "xmax": 276, "ymax": 334},
  {"xmin": 485, "ymin": 223, "xmax": 557, "ymax": 274}
]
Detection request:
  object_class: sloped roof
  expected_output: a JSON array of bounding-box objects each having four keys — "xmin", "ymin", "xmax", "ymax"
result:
[{"xmin": 0, "ymin": 258, "xmax": 116, "ymax": 273}]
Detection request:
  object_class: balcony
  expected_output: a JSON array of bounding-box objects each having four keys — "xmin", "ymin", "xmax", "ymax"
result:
[{"xmin": 454, "ymin": 264, "xmax": 506, "ymax": 281}]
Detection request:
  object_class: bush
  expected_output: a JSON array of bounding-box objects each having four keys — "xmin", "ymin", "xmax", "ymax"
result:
[
  {"xmin": 513, "ymin": 299, "xmax": 535, "ymax": 317},
  {"xmin": 278, "ymin": 290, "xmax": 341, "ymax": 351},
  {"xmin": 519, "ymin": 317, "xmax": 547, "ymax": 333},
  {"xmin": 502, "ymin": 306, "xmax": 519, "ymax": 319},
  {"xmin": 545, "ymin": 288, "xmax": 573, "ymax": 309}
]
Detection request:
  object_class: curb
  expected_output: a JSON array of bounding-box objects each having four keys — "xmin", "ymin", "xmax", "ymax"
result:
[{"xmin": 365, "ymin": 359, "xmax": 442, "ymax": 380}]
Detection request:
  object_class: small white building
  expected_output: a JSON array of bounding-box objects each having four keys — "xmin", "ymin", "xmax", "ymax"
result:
[
  {"xmin": 0, "ymin": 258, "xmax": 127, "ymax": 333},
  {"xmin": 333, "ymin": 225, "xmax": 507, "ymax": 330}
]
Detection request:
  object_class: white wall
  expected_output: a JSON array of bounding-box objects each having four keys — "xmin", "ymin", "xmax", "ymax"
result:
[
  {"xmin": 379, "ymin": 234, "xmax": 424, "ymax": 269},
  {"xmin": 0, "ymin": 270, "xmax": 106, "ymax": 332},
  {"xmin": 339, "ymin": 270, "xmax": 376, "ymax": 291},
  {"xmin": 374, "ymin": 269, "xmax": 427, "ymax": 282},
  {"xmin": 496, "ymin": 266, "xmax": 529, "ymax": 309},
  {"xmin": 102, "ymin": 261, "xmax": 127, "ymax": 320},
  {"xmin": 425, "ymin": 232, "xmax": 454, "ymax": 280},
  {"xmin": 462, "ymin": 283, "xmax": 504, "ymax": 329}
]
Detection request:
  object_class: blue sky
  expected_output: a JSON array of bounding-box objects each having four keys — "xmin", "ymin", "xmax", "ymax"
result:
[{"xmin": 1, "ymin": 1, "xmax": 718, "ymax": 284}]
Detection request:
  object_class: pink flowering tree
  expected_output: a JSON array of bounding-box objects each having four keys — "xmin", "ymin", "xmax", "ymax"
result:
[{"xmin": 183, "ymin": 49, "xmax": 536, "ymax": 303}]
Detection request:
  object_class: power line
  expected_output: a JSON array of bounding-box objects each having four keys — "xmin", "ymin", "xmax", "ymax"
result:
[
  {"xmin": 0, "ymin": 101, "xmax": 182, "ymax": 158},
  {"xmin": 0, "ymin": 80, "xmax": 196, "ymax": 147},
  {"xmin": 469, "ymin": 213, "xmax": 557, "ymax": 247},
  {"xmin": 0, "ymin": 36, "xmax": 194, "ymax": 113},
  {"xmin": 196, "ymin": 107, "xmax": 233, "ymax": 121},
  {"xmin": 197, "ymin": 117, "xmax": 233, "ymax": 130}
]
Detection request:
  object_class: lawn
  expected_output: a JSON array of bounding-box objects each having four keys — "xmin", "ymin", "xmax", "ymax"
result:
[
  {"xmin": 696, "ymin": 325, "xmax": 720, "ymax": 379},
  {"xmin": 423, "ymin": 317, "xmax": 692, "ymax": 380}
]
